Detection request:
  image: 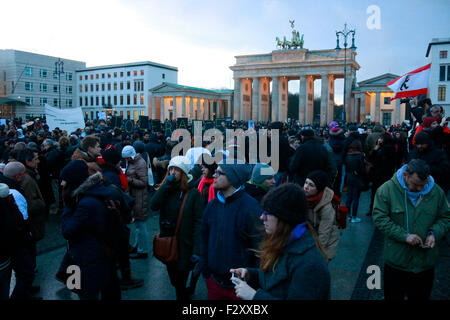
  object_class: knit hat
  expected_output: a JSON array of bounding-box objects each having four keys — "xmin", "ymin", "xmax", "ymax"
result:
[
  {"xmin": 219, "ymin": 162, "xmax": 251, "ymax": 189},
  {"xmin": 251, "ymin": 163, "xmax": 275, "ymax": 184},
  {"xmin": 262, "ymin": 183, "xmax": 307, "ymax": 227},
  {"xmin": 422, "ymin": 117, "xmax": 437, "ymax": 128},
  {"xmin": 122, "ymin": 145, "xmax": 136, "ymax": 160},
  {"xmin": 329, "ymin": 121, "xmax": 339, "ymax": 129},
  {"xmin": 102, "ymin": 147, "xmax": 121, "ymax": 165},
  {"xmin": 306, "ymin": 170, "xmax": 329, "ymax": 192},
  {"xmin": 0, "ymin": 183, "xmax": 9, "ymax": 198},
  {"xmin": 60, "ymin": 160, "xmax": 89, "ymax": 189},
  {"xmin": 414, "ymin": 131, "xmax": 432, "ymax": 145},
  {"xmin": 168, "ymin": 156, "xmax": 193, "ymax": 181}
]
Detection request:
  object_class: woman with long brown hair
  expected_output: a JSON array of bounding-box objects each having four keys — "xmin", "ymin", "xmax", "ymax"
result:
[
  {"xmin": 149, "ymin": 155, "xmax": 203, "ymax": 300},
  {"xmin": 230, "ymin": 183, "xmax": 330, "ymax": 300}
]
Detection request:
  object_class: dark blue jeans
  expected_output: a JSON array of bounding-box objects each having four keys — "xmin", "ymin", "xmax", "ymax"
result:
[
  {"xmin": 10, "ymin": 246, "xmax": 36, "ymax": 300},
  {"xmin": 346, "ymin": 184, "xmax": 361, "ymax": 218},
  {"xmin": 0, "ymin": 260, "xmax": 12, "ymax": 300}
]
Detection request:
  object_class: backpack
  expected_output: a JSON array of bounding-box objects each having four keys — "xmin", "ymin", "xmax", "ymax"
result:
[{"xmin": 331, "ymin": 194, "xmax": 348, "ymax": 229}]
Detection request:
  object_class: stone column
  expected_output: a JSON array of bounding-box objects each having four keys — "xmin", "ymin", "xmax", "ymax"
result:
[
  {"xmin": 328, "ymin": 75, "xmax": 335, "ymax": 124},
  {"xmin": 395, "ymin": 98, "xmax": 401, "ymax": 124},
  {"xmin": 298, "ymin": 76, "xmax": 307, "ymax": 124},
  {"xmin": 227, "ymin": 98, "xmax": 231, "ymax": 118},
  {"xmin": 189, "ymin": 97, "xmax": 194, "ymax": 120},
  {"xmin": 320, "ymin": 74, "xmax": 329, "ymax": 126},
  {"xmin": 279, "ymin": 77, "xmax": 288, "ymax": 121},
  {"xmin": 196, "ymin": 98, "xmax": 200, "ymax": 120},
  {"xmin": 233, "ymin": 78, "xmax": 241, "ymax": 121},
  {"xmin": 252, "ymin": 77, "xmax": 259, "ymax": 121},
  {"xmin": 151, "ymin": 95, "xmax": 156, "ymax": 119},
  {"xmin": 344, "ymin": 74, "xmax": 353, "ymax": 122},
  {"xmin": 182, "ymin": 95, "xmax": 186, "ymax": 117},
  {"xmin": 375, "ymin": 92, "xmax": 381, "ymax": 123},
  {"xmin": 360, "ymin": 93, "xmax": 366, "ymax": 122},
  {"xmin": 271, "ymin": 77, "xmax": 279, "ymax": 121},
  {"xmin": 172, "ymin": 95, "xmax": 177, "ymax": 118},
  {"xmin": 161, "ymin": 96, "xmax": 165, "ymax": 120},
  {"xmin": 306, "ymin": 76, "xmax": 315, "ymax": 124}
]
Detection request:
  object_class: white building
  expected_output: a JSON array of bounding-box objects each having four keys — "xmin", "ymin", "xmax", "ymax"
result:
[
  {"xmin": 77, "ymin": 61, "xmax": 178, "ymax": 120},
  {"xmin": 0, "ymin": 49, "xmax": 86, "ymax": 119},
  {"xmin": 426, "ymin": 37, "xmax": 450, "ymax": 115}
]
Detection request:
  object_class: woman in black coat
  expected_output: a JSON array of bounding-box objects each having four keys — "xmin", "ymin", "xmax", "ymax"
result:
[{"xmin": 230, "ymin": 183, "xmax": 330, "ymax": 300}]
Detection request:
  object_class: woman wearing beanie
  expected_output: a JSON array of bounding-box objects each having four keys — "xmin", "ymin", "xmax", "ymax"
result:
[
  {"xmin": 101, "ymin": 145, "xmax": 127, "ymax": 190},
  {"xmin": 244, "ymin": 163, "xmax": 275, "ymax": 204},
  {"xmin": 197, "ymin": 154, "xmax": 218, "ymax": 207},
  {"xmin": 303, "ymin": 170, "xmax": 340, "ymax": 260},
  {"xmin": 122, "ymin": 145, "xmax": 149, "ymax": 259},
  {"xmin": 150, "ymin": 155, "xmax": 203, "ymax": 300},
  {"xmin": 230, "ymin": 183, "xmax": 330, "ymax": 300}
]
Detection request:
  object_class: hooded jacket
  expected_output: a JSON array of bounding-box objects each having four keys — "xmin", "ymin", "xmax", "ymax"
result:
[{"xmin": 372, "ymin": 167, "xmax": 450, "ymax": 273}]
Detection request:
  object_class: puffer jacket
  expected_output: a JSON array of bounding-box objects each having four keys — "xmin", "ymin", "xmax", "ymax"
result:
[
  {"xmin": 125, "ymin": 154, "xmax": 148, "ymax": 221},
  {"xmin": 307, "ymin": 187, "xmax": 340, "ymax": 260},
  {"xmin": 372, "ymin": 170, "xmax": 450, "ymax": 273}
]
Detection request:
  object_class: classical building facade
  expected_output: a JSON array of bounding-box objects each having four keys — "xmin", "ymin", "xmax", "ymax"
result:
[
  {"xmin": 230, "ymin": 48, "xmax": 360, "ymax": 126},
  {"xmin": 426, "ymin": 37, "xmax": 450, "ymax": 115},
  {"xmin": 0, "ymin": 49, "xmax": 85, "ymax": 119},
  {"xmin": 149, "ymin": 82, "xmax": 233, "ymax": 120},
  {"xmin": 352, "ymin": 73, "xmax": 406, "ymax": 125},
  {"xmin": 77, "ymin": 61, "xmax": 178, "ymax": 120}
]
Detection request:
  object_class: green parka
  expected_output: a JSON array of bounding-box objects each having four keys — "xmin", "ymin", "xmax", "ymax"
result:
[{"xmin": 372, "ymin": 172, "xmax": 450, "ymax": 273}]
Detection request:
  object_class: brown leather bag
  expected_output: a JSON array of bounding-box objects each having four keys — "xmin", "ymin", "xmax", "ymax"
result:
[{"xmin": 153, "ymin": 191, "xmax": 189, "ymax": 264}]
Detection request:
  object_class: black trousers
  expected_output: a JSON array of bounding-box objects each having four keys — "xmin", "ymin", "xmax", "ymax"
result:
[
  {"xmin": 384, "ymin": 264, "xmax": 434, "ymax": 300},
  {"xmin": 166, "ymin": 265, "xmax": 190, "ymax": 301}
]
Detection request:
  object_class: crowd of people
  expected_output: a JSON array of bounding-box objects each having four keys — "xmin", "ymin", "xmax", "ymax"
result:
[{"xmin": 0, "ymin": 97, "xmax": 449, "ymax": 301}]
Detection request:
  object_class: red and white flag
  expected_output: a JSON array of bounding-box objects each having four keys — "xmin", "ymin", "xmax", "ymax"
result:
[{"xmin": 386, "ymin": 64, "xmax": 431, "ymax": 101}]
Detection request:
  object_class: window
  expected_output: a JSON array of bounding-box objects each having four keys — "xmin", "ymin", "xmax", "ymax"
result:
[
  {"xmin": 102, "ymin": 96, "xmax": 105, "ymax": 105},
  {"xmin": 127, "ymin": 94, "xmax": 130, "ymax": 104},
  {"xmin": 79, "ymin": 75, "xmax": 83, "ymax": 81},
  {"xmin": 25, "ymin": 67, "xmax": 33, "ymax": 76},
  {"xmin": 120, "ymin": 72, "xmax": 124, "ymax": 77},
  {"xmin": 108, "ymin": 96, "xmax": 111, "ymax": 105},
  {"xmin": 40, "ymin": 69, "xmax": 48, "ymax": 78},
  {"xmin": 120, "ymin": 111, "xmax": 124, "ymax": 117},
  {"xmin": 140, "ymin": 110, "xmax": 144, "ymax": 116},
  {"xmin": 127, "ymin": 71, "xmax": 130, "ymax": 77},
  {"xmin": 90, "ymin": 96, "xmax": 94, "ymax": 106},
  {"xmin": 120, "ymin": 95, "xmax": 124, "ymax": 105},
  {"xmin": 140, "ymin": 70, "xmax": 144, "ymax": 76},
  {"xmin": 440, "ymin": 51, "xmax": 448, "ymax": 59},
  {"xmin": 90, "ymin": 84, "xmax": 93, "ymax": 92},
  {"xmin": 440, "ymin": 66, "xmax": 446, "ymax": 81},
  {"xmin": 127, "ymin": 81, "xmax": 130, "ymax": 90},
  {"xmin": 85, "ymin": 75, "xmax": 88, "ymax": 80},
  {"xmin": 39, "ymin": 83, "xmax": 47, "ymax": 92},
  {"xmin": 384, "ymin": 97, "xmax": 391, "ymax": 104},
  {"xmin": 102, "ymin": 83, "xmax": 105, "ymax": 91},
  {"xmin": 53, "ymin": 72, "xmax": 58, "ymax": 79},
  {"xmin": 80, "ymin": 97, "xmax": 83, "ymax": 106},
  {"xmin": 114, "ymin": 96, "xmax": 117, "ymax": 105},
  {"xmin": 85, "ymin": 84, "xmax": 88, "ymax": 92},
  {"xmin": 127, "ymin": 110, "xmax": 131, "ymax": 119},
  {"xmin": 66, "ymin": 99, "xmax": 72, "ymax": 107},
  {"xmin": 96, "ymin": 74, "xmax": 99, "ymax": 79},
  {"xmin": 120, "ymin": 82, "xmax": 123, "ymax": 90},
  {"xmin": 133, "ymin": 70, "xmax": 137, "ymax": 76},
  {"xmin": 448, "ymin": 66, "xmax": 450, "ymax": 81},
  {"xmin": 25, "ymin": 82, "xmax": 33, "ymax": 91},
  {"xmin": 66, "ymin": 73, "xmax": 72, "ymax": 81},
  {"xmin": 438, "ymin": 86, "xmax": 446, "ymax": 101},
  {"xmin": 53, "ymin": 84, "xmax": 59, "ymax": 93},
  {"xmin": 66, "ymin": 86, "xmax": 72, "ymax": 94},
  {"xmin": 96, "ymin": 96, "xmax": 99, "ymax": 106},
  {"xmin": 102, "ymin": 73, "xmax": 105, "ymax": 79},
  {"xmin": 85, "ymin": 97, "xmax": 88, "ymax": 106},
  {"xmin": 382, "ymin": 112, "xmax": 391, "ymax": 126},
  {"xmin": 79, "ymin": 85, "xmax": 82, "ymax": 92},
  {"xmin": 108, "ymin": 73, "xmax": 111, "ymax": 78},
  {"xmin": 108, "ymin": 83, "xmax": 111, "ymax": 91},
  {"xmin": 114, "ymin": 72, "xmax": 117, "ymax": 78},
  {"xmin": 39, "ymin": 97, "xmax": 47, "ymax": 106},
  {"xmin": 90, "ymin": 74, "xmax": 93, "ymax": 80},
  {"xmin": 114, "ymin": 82, "xmax": 117, "ymax": 90},
  {"xmin": 162, "ymin": 73, "xmax": 165, "ymax": 79},
  {"xmin": 134, "ymin": 81, "xmax": 137, "ymax": 91},
  {"xmin": 53, "ymin": 98, "xmax": 59, "ymax": 106},
  {"xmin": 25, "ymin": 97, "xmax": 33, "ymax": 105},
  {"xmin": 134, "ymin": 110, "xmax": 138, "ymax": 120},
  {"xmin": 96, "ymin": 84, "xmax": 99, "ymax": 91},
  {"xmin": 133, "ymin": 94, "xmax": 137, "ymax": 105},
  {"xmin": 140, "ymin": 94, "xmax": 144, "ymax": 105}
]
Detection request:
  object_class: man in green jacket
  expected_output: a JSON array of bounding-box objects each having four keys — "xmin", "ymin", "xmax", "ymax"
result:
[{"xmin": 372, "ymin": 159, "xmax": 450, "ymax": 300}]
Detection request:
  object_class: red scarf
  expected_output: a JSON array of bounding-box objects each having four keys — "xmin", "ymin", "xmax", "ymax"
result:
[
  {"xmin": 118, "ymin": 170, "xmax": 128, "ymax": 191},
  {"xmin": 198, "ymin": 176, "xmax": 215, "ymax": 203},
  {"xmin": 306, "ymin": 190, "xmax": 324, "ymax": 209}
]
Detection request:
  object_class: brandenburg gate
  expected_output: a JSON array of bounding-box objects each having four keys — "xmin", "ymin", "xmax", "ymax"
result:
[{"xmin": 230, "ymin": 23, "xmax": 360, "ymax": 126}]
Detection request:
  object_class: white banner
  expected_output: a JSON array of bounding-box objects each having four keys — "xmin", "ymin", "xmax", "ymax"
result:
[{"xmin": 45, "ymin": 104, "xmax": 85, "ymax": 133}]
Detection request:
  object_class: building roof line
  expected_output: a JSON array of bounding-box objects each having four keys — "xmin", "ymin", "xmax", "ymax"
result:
[{"xmin": 77, "ymin": 61, "xmax": 178, "ymax": 72}]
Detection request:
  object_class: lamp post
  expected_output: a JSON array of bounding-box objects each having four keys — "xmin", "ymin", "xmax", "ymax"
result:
[
  {"xmin": 53, "ymin": 58, "xmax": 64, "ymax": 109},
  {"xmin": 335, "ymin": 23, "xmax": 356, "ymax": 123}
]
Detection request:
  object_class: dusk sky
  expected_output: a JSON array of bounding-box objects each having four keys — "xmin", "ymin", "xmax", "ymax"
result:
[{"xmin": 3, "ymin": 0, "xmax": 450, "ymax": 103}]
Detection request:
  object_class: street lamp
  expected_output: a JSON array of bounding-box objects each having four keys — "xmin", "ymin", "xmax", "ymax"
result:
[
  {"xmin": 336, "ymin": 23, "xmax": 356, "ymax": 123},
  {"xmin": 53, "ymin": 58, "xmax": 64, "ymax": 109}
]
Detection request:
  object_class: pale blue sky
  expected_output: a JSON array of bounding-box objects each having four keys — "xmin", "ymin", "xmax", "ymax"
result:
[{"xmin": 3, "ymin": 0, "xmax": 450, "ymax": 103}]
